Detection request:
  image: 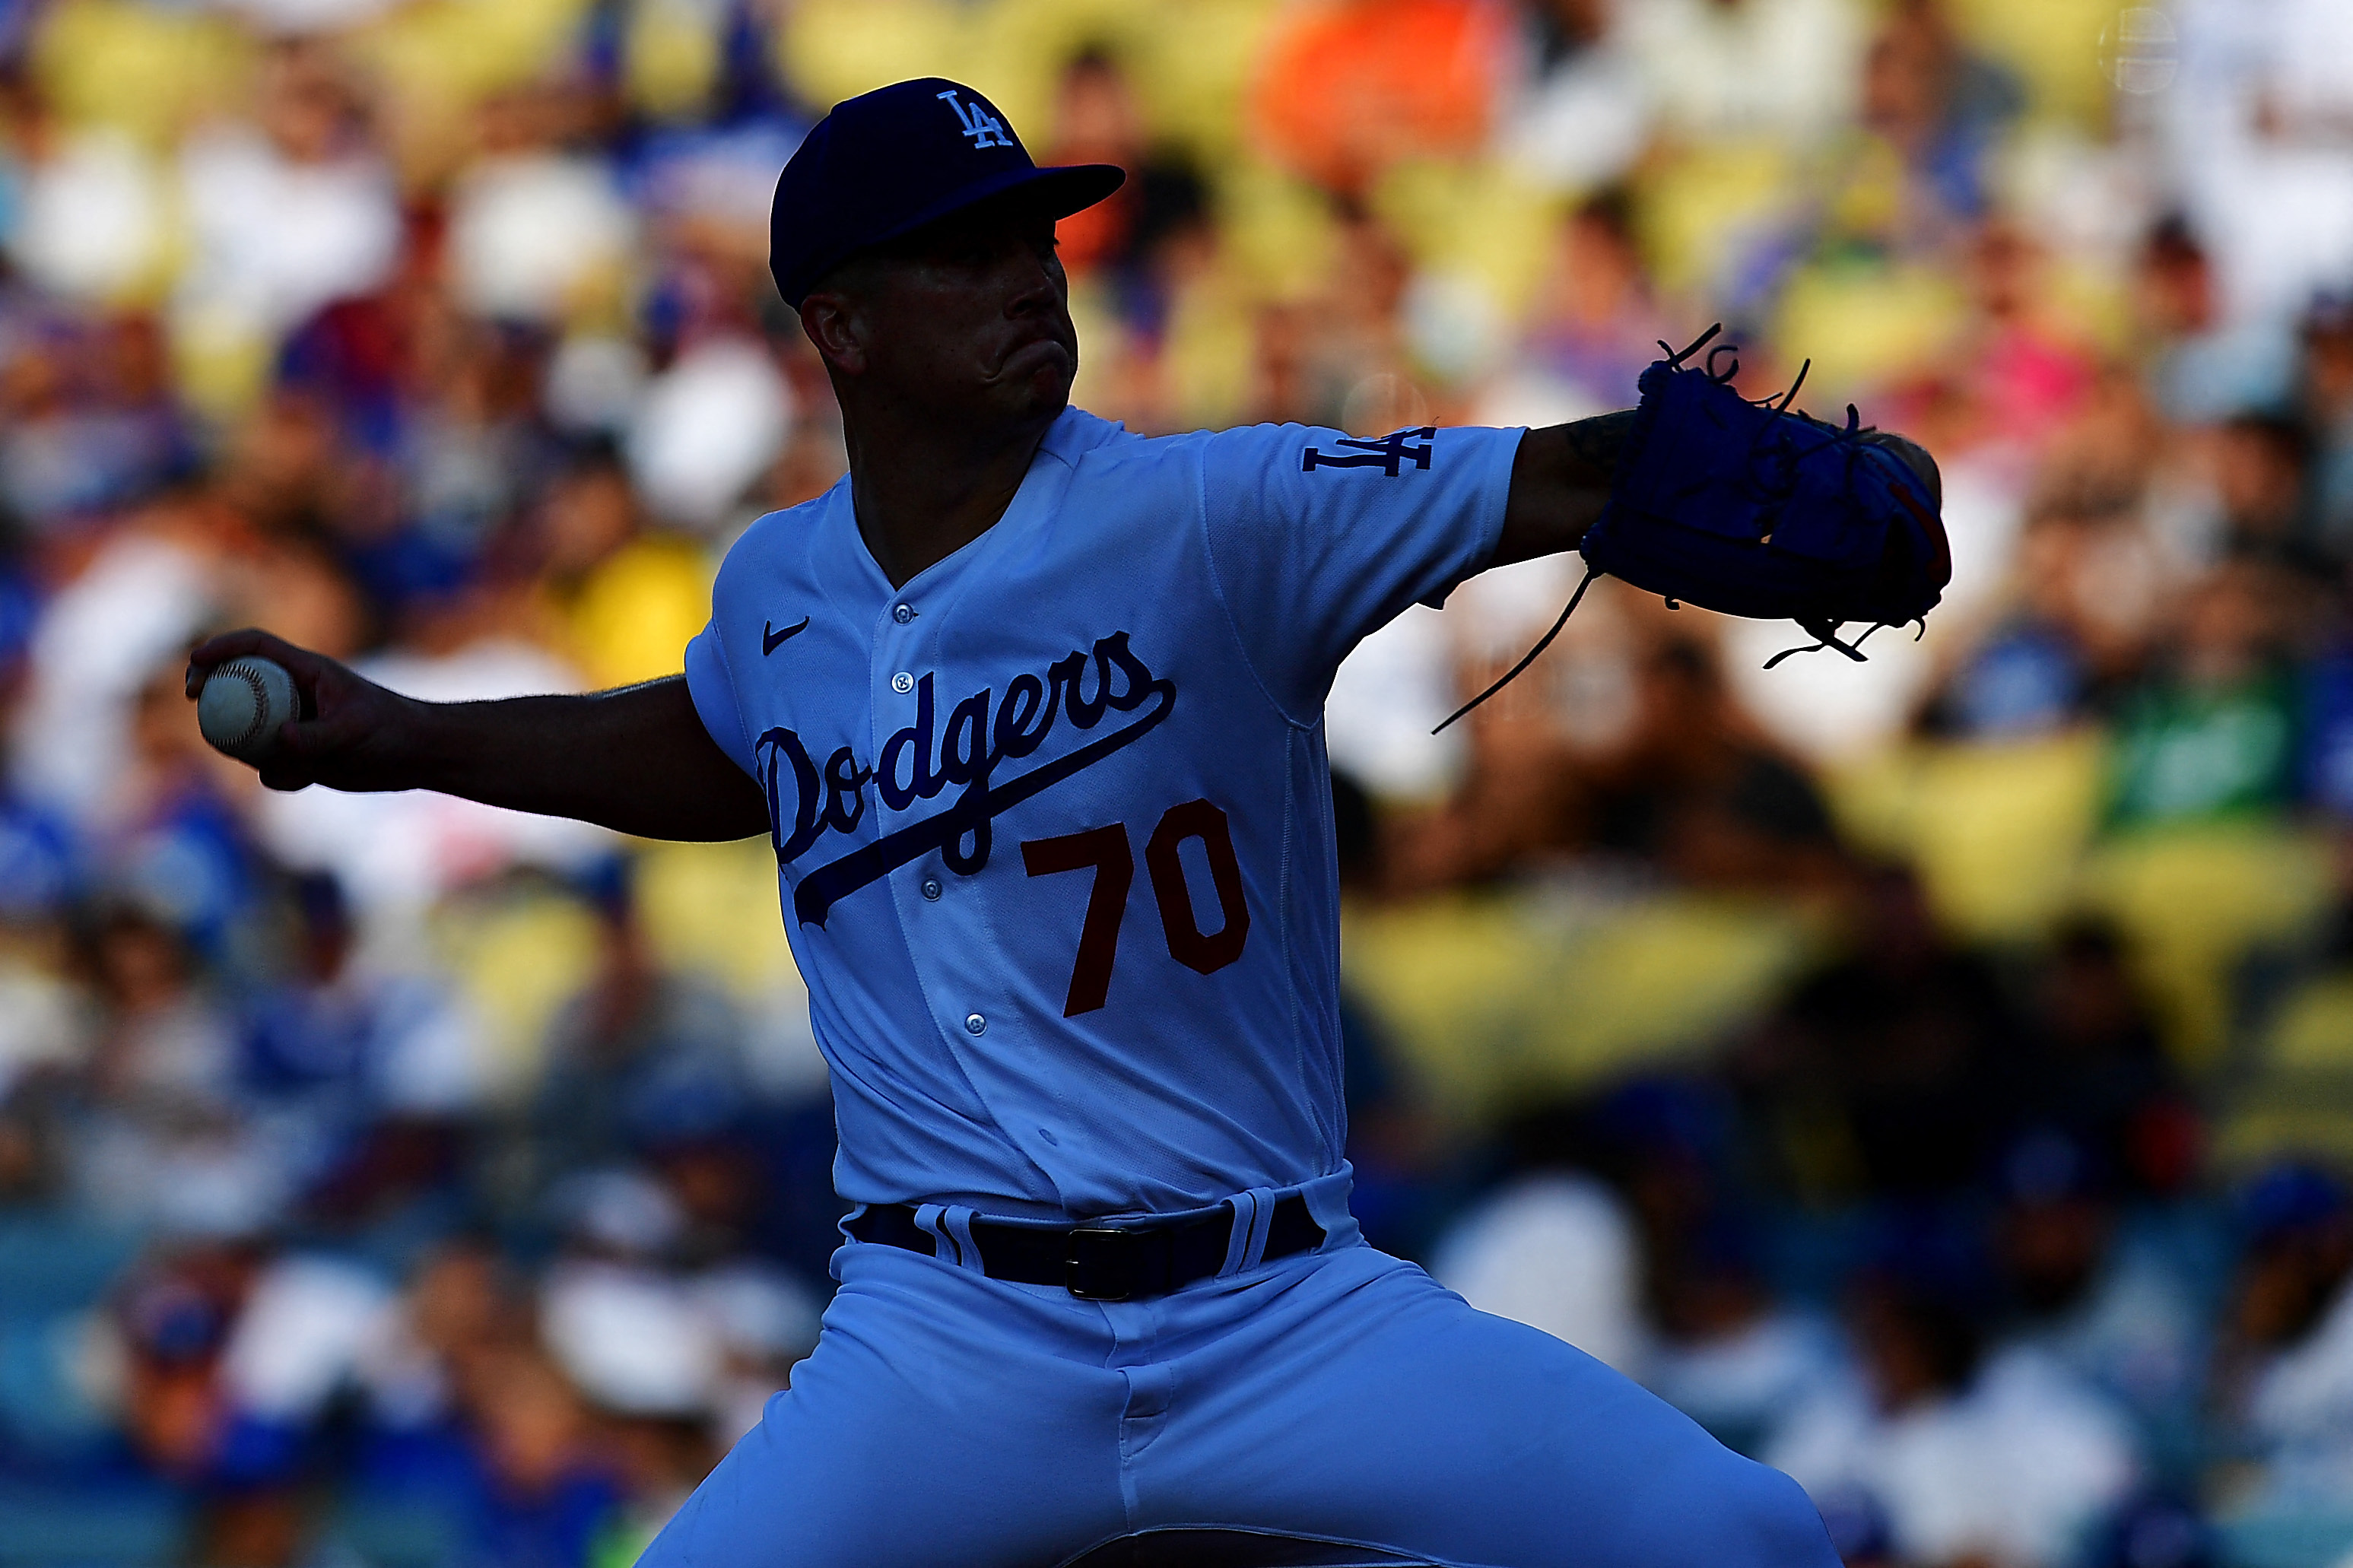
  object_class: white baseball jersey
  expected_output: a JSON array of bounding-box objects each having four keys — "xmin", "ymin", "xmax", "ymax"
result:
[{"xmin": 684, "ymin": 408, "xmax": 1523, "ymax": 1218}]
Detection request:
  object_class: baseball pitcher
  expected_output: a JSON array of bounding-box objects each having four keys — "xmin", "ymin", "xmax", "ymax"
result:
[{"xmin": 189, "ymin": 79, "xmax": 1945, "ymax": 1568}]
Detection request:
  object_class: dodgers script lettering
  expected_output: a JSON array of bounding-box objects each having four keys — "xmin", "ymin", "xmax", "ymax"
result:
[{"xmin": 754, "ymin": 630, "xmax": 1176, "ymax": 927}]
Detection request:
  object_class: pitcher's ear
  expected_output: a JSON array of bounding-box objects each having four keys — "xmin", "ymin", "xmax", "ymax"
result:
[{"xmin": 800, "ymin": 291, "xmax": 868, "ymax": 377}]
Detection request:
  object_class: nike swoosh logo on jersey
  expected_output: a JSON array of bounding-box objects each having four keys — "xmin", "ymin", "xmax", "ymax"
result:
[{"xmin": 763, "ymin": 617, "xmax": 811, "ymax": 654}]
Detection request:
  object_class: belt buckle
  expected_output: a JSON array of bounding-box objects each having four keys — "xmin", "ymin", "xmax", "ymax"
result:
[{"xmin": 1065, "ymin": 1224, "xmax": 1140, "ymax": 1301}]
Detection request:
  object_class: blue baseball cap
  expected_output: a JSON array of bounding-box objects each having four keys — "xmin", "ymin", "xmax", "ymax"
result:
[{"xmin": 769, "ymin": 78, "xmax": 1125, "ymax": 309}]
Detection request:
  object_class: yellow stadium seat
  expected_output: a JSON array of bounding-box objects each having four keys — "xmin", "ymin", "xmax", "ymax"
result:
[
  {"xmin": 632, "ymin": 837, "xmax": 805, "ymax": 1008},
  {"xmin": 1827, "ymin": 731, "xmax": 2108, "ymax": 942},
  {"xmin": 33, "ymin": 0, "xmax": 250, "ymax": 151},
  {"xmin": 553, "ymin": 535, "xmax": 716, "ymax": 694},
  {"xmin": 2080, "ymin": 824, "xmax": 2336, "ymax": 1070},
  {"xmin": 1342, "ymin": 890, "xmax": 1813, "ymax": 1119},
  {"xmin": 429, "ymin": 879, "xmax": 603, "ymax": 1104}
]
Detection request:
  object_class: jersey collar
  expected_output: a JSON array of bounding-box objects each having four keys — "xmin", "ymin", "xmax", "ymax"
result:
[
  {"xmin": 829, "ymin": 405, "xmax": 1118, "ymax": 604},
  {"xmin": 1036, "ymin": 405, "xmax": 1125, "ymax": 470}
]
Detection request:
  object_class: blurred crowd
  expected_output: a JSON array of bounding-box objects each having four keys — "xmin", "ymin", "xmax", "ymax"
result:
[{"xmin": 1, "ymin": 0, "xmax": 2352, "ymax": 1564}]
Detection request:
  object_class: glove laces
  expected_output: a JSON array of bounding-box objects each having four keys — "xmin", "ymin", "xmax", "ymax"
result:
[{"xmin": 1432, "ymin": 563, "xmax": 1600, "ymax": 734}]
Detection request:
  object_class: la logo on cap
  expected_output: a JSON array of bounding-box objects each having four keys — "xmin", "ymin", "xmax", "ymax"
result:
[
  {"xmin": 938, "ymin": 88, "xmax": 1013, "ymax": 150},
  {"xmin": 767, "ymin": 77, "xmax": 1123, "ymax": 307}
]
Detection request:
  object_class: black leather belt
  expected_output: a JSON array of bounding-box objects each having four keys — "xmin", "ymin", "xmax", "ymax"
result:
[{"xmin": 847, "ymin": 1196, "xmax": 1326, "ymax": 1300}]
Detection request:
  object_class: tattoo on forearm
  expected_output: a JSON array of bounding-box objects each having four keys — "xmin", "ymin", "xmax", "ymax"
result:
[{"xmin": 1562, "ymin": 411, "xmax": 1637, "ymax": 479}]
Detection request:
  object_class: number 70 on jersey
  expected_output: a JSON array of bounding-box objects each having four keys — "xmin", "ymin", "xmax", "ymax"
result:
[{"xmin": 1020, "ymin": 798, "xmax": 1249, "ymax": 1016}]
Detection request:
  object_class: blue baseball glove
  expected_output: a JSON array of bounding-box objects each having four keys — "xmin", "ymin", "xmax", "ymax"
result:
[{"xmin": 1438, "ymin": 325, "xmax": 1949, "ymax": 732}]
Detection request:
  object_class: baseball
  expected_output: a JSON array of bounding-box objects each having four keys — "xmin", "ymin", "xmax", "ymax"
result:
[{"xmin": 197, "ymin": 655, "xmax": 299, "ymax": 762}]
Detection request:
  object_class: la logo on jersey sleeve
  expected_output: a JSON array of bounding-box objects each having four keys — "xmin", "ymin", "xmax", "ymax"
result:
[{"xmin": 1300, "ymin": 427, "xmax": 1434, "ymax": 476}]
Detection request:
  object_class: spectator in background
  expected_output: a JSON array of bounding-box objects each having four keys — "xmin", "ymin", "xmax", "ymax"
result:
[
  {"xmin": 2214, "ymin": 411, "xmax": 2330, "ymax": 576},
  {"xmin": 2108, "ymin": 560, "xmax": 2301, "ymax": 832},
  {"xmin": 106, "ymin": 661, "xmax": 262, "ymax": 954},
  {"xmin": 173, "ymin": 38, "xmax": 400, "ymax": 382},
  {"xmin": 339, "ymin": 1236, "xmax": 626, "ymax": 1568},
  {"xmin": 1399, "ymin": 631, "xmax": 1843, "ymax": 894},
  {"xmin": 206, "ymin": 1249, "xmax": 403, "ymax": 1565},
  {"xmin": 2018, "ymin": 921, "xmax": 2199, "ymax": 1202},
  {"xmin": 2210, "ymin": 1166, "xmax": 2353, "ymax": 1518},
  {"xmin": 1511, "ymin": 189, "xmax": 1666, "ymax": 414},
  {"xmin": 1429, "ymin": 1097, "xmax": 1651, "ymax": 1379},
  {"xmin": 110, "ymin": 1240, "xmax": 311, "ymax": 1566},
  {"xmin": 623, "ymin": 330, "xmax": 793, "ymax": 535},
  {"xmin": 1616, "ymin": 1079, "xmax": 1846, "ymax": 1459},
  {"xmin": 1737, "ymin": 865, "xmax": 2023, "ymax": 1205},
  {"xmin": 535, "ymin": 1165, "xmax": 818, "ymax": 1554},
  {"xmin": 1037, "ymin": 48, "xmax": 1213, "ymax": 424},
  {"xmin": 1251, "ymin": 0, "xmax": 1516, "ymax": 196},
  {"xmin": 1953, "ymin": 221, "xmax": 2101, "ymax": 458},
  {"xmin": 240, "ymin": 871, "xmax": 481, "ymax": 1189},
  {"xmin": 1837, "ymin": 0, "xmax": 2019, "ymax": 256},
  {"xmin": 2304, "ymin": 296, "xmax": 2353, "ymax": 557},
  {"xmin": 1040, "ymin": 52, "xmax": 1161, "ymax": 283},
  {"xmin": 1246, "ymin": 201, "xmax": 1423, "ymax": 431},
  {"xmin": 448, "ymin": 1347, "xmax": 621, "ymax": 1568},
  {"xmin": 1923, "ymin": 600, "xmax": 2098, "ymax": 741},
  {"xmin": 2163, "ymin": 0, "xmax": 2353, "ymax": 326},
  {"xmin": 1621, "ymin": 0, "xmax": 1862, "ymax": 151},
  {"xmin": 447, "ymin": 86, "xmax": 636, "ymax": 332},
  {"xmin": 1499, "ymin": 0, "xmax": 1650, "ymax": 195},
  {"xmin": 8, "ymin": 492, "xmax": 223, "ymax": 817},
  {"xmin": 393, "ymin": 313, "xmax": 557, "ymax": 587},
  {"xmin": 1922, "ymin": 474, "xmax": 2174, "ymax": 742},
  {"xmin": 532, "ymin": 439, "xmax": 710, "ymax": 692},
  {"xmin": 538, "ymin": 1169, "xmax": 719, "ymax": 1432},
  {"xmin": 0, "ymin": 313, "xmax": 194, "ymax": 532},
  {"xmin": 2133, "ymin": 217, "xmax": 2298, "ymax": 430},
  {"xmin": 526, "ymin": 862, "xmax": 749, "ymax": 1198},
  {"xmin": 1767, "ymin": 1265, "xmax": 2141, "ymax": 1568},
  {"xmin": 4, "ymin": 76, "xmax": 170, "ymax": 318},
  {"xmin": 1608, "ymin": 639, "xmax": 1845, "ymax": 892},
  {"xmin": 1986, "ymin": 1129, "xmax": 2209, "ymax": 1484},
  {"xmin": 69, "ymin": 899, "xmax": 286, "ymax": 1237},
  {"xmin": 1640, "ymin": 1213, "xmax": 1843, "ymax": 1461},
  {"xmin": 352, "ymin": 1238, "xmax": 531, "ymax": 1458}
]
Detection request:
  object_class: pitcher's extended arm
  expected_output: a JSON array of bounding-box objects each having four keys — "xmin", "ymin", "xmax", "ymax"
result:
[
  {"xmin": 1493, "ymin": 411, "xmax": 1635, "ymax": 570},
  {"xmin": 186, "ymin": 629, "xmax": 770, "ymax": 842}
]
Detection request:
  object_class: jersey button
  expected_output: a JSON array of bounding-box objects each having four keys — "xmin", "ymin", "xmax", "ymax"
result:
[
  {"xmin": 893, "ymin": 604, "xmax": 916, "ymax": 624},
  {"xmin": 964, "ymin": 1013, "xmax": 986, "ymax": 1036},
  {"xmin": 891, "ymin": 671, "xmax": 914, "ymax": 694},
  {"xmin": 920, "ymin": 878, "xmax": 942, "ymax": 901}
]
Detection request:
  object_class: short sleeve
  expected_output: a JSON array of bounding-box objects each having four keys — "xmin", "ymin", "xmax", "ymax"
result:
[
  {"xmin": 1196, "ymin": 422, "xmax": 1525, "ymax": 722},
  {"xmin": 683, "ymin": 621, "xmax": 757, "ymax": 777}
]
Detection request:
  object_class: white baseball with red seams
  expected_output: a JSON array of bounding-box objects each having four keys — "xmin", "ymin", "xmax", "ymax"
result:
[{"xmin": 197, "ymin": 655, "xmax": 298, "ymax": 761}]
